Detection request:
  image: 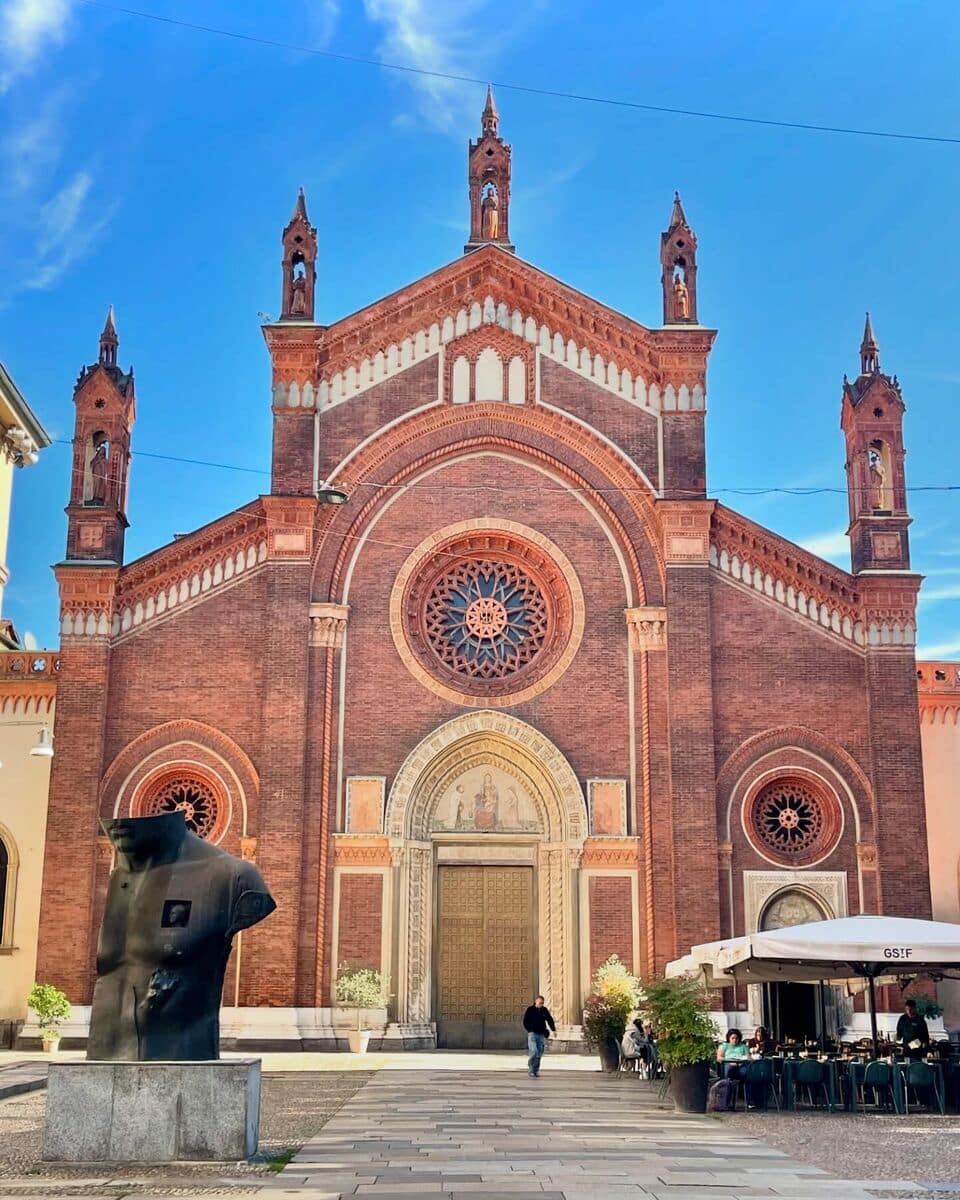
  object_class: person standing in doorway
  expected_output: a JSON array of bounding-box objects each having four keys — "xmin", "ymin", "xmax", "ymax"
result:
[{"xmin": 522, "ymin": 994, "xmax": 556, "ymax": 1077}]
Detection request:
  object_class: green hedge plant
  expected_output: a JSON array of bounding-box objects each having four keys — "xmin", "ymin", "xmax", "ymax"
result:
[
  {"xmin": 639, "ymin": 975, "xmax": 717, "ymax": 1068},
  {"xmin": 28, "ymin": 983, "xmax": 71, "ymax": 1042},
  {"xmin": 335, "ymin": 965, "xmax": 390, "ymax": 1031},
  {"xmin": 582, "ymin": 954, "xmax": 641, "ymax": 1048}
]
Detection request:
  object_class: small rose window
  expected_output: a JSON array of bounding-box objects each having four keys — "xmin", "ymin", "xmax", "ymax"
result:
[
  {"xmin": 137, "ymin": 772, "xmax": 225, "ymax": 841},
  {"xmin": 747, "ymin": 776, "xmax": 841, "ymax": 866}
]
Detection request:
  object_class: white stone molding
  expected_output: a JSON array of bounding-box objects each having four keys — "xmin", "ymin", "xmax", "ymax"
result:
[{"xmin": 274, "ymin": 294, "xmax": 701, "ymax": 418}]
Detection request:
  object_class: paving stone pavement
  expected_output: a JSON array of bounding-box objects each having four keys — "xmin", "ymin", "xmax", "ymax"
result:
[{"xmin": 273, "ymin": 1069, "xmax": 904, "ymax": 1200}]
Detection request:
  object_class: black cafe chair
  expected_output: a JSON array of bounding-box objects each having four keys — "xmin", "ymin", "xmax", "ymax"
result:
[
  {"xmin": 903, "ymin": 1061, "xmax": 945, "ymax": 1115},
  {"xmin": 855, "ymin": 1061, "xmax": 896, "ymax": 1113},
  {"xmin": 793, "ymin": 1059, "xmax": 832, "ymax": 1111}
]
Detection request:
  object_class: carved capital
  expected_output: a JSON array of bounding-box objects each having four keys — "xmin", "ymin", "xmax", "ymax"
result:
[
  {"xmin": 718, "ymin": 839, "xmax": 733, "ymax": 865},
  {"xmin": 625, "ymin": 606, "xmax": 667, "ymax": 651},
  {"xmin": 240, "ymin": 836, "xmax": 258, "ymax": 862},
  {"xmin": 309, "ymin": 601, "xmax": 349, "ymax": 649},
  {"xmin": 95, "ymin": 835, "xmax": 114, "ymax": 866}
]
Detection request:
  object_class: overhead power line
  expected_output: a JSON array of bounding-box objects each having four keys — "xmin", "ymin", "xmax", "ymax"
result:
[
  {"xmin": 76, "ymin": 0, "xmax": 960, "ymax": 147},
  {"xmin": 52, "ymin": 438, "xmax": 960, "ymax": 497}
]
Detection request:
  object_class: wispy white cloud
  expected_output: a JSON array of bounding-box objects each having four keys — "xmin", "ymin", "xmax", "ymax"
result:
[
  {"xmin": 362, "ymin": 0, "xmax": 488, "ymax": 130},
  {"xmin": 24, "ymin": 170, "xmax": 113, "ymax": 291},
  {"xmin": 307, "ymin": 0, "xmax": 340, "ymax": 48},
  {"xmin": 919, "ymin": 583, "xmax": 960, "ymax": 605},
  {"xmin": 916, "ymin": 637, "xmax": 960, "ymax": 660},
  {"xmin": 3, "ymin": 86, "xmax": 66, "ymax": 193},
  {"xmin": 798, "ymin": 529, "xmax": 849, "ymax": 563},
  {"xmin": 0, "ymin": 0, "xmax": 72, "ymax": 93}
]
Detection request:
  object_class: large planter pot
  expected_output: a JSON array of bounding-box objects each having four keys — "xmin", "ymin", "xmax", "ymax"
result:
[
  {"xmin": 669, "ymin": 1061, "xmax": 710, "ymax": 1113},
  {"xmin": 348, "ymin": 1030, "xmax": 371, "ymax": 1054},
  {"xmin": 41, "ymin": 1038, "xmax": 60, "ymax": 1054},
  {"xmin": 598, "ymin": 1037, "xmax": 620, "ymax": 1074}
]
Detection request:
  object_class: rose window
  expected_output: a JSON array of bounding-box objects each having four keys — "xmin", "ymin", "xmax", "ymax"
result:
[
  {"xmin": 747, "ymin": 777, "xmax": 841, "ymax": 865},
  {"xmin": 138, "ymin": 775, "xmax": 223, "ymax": 840},
  {"xmin": 396, "ymin": 527, "xmax": 582, "ymax": 705},
  {"xmin": 424, "ymin": 558, "xmax": 549, "ymax": 680}
]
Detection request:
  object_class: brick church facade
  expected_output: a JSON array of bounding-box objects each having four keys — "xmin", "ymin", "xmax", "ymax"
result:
[{"xmin": 37, "ymin": 92, "xmax": 930, "ymax": 1047}]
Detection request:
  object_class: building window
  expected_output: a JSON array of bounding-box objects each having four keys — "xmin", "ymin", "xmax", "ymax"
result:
[
  {"xmin": 135, "ymin": 771, "xmax": 227, "ymax": 841},
  {"xmin": 746, "ymin": 776, "xmax": 842, "ymax": 867},
  {"xmin": 0, "ymin": 829, "xmax": 17, "ymax": 948}
]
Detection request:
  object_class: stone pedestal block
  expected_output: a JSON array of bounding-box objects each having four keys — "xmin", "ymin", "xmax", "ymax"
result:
[{"xmin": 43, "ymin": 1059, "xmax": 261, "ymax": 1162}]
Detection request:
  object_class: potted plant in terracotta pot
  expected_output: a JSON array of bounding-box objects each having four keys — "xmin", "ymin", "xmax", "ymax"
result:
[
  {"xmin": 582, "ymin": 955, "xmax": 640, "ymax": 1073},
  {"xmin": 640, "ymin": 975, "xmax": 717, "ymax": 1113},
  {"xmin": 28, "ymin": 983, "xmax": 71, "ymax": 1054},
  {"xmin": 335, "ymin": 966, "xmax": 389, "ymax": 1054}
]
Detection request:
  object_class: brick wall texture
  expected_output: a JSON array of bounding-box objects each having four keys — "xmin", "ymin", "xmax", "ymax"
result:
[{"xmin": 36, "ymin": 245, "xmax": 931, "ymax": 1029}]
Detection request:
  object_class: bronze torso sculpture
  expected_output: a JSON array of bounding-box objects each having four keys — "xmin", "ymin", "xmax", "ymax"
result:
[{"xmin": 87, "ymin": 813, "xmax": 275, "ymax": 1061}]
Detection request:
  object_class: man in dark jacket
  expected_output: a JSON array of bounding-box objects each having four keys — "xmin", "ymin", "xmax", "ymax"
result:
[
  {"xmin": 896, "ymin": 1000, "xmax": 930, "ymax": 1061},
  {"xmin": 522, "ymin": 995, "xmax": 556, "ymax": 1077}
]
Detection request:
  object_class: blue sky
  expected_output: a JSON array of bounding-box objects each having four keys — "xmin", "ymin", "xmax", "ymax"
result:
[{"xmin": 2, "ymin": 0, "xmax": 960, "ymax": 655}]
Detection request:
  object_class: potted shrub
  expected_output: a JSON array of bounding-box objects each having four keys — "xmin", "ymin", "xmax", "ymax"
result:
[
  {"xmin": 639, "ymin": 976, "xmax": 717, "ymax": 1113},
  {"xmin": 582, "ymin": 954, "xmax": 640, "ymax": 1073},
  {"xmin": 334, "ymin": 965, "xmax": 389, "ymax": 1054},
  {"xmin": 28, "ymin": 983, "xmax": 71, "ymax": 1054}
]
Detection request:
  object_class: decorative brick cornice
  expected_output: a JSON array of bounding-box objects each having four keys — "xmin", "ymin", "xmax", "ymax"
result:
[
  {"xmin": 710, "ymin": 504, "xmax": 868, "ymax": 650},
  {"xmin": 580, "ymin": 836, "xmax": 642, "ymax": 869},
  {"xmin": 0, "ymin": 650, "xmax": 59, "ymax": 714},
  {"xmin": 917, "ymin": 661, "xmax": 960, "ymax": 724},
  {"xmin": 310, "ymin": 601, "xmax": 349, "ymax": 648},
  {"xmin": 624, "ymin": 606, "xmax": 666, "ymax": 651},
  {"xmin": 267, "ymin": 248, "xmax": 713, "ymax": 416},
  {"xmin": 56, "ymin": 562, "xmax": 119, "ymax": 639},
  {"xmin": 332, "ymin": 835, "xmax": 392, "ymax": 867}
]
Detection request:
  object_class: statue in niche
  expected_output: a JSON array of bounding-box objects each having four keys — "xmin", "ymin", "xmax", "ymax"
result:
[
  {"xmin": 88, "ymin": 439, "xmax": 109, "ymax": 505},
  {"xmin": 868, "ymin": 446, "xmax": 886, "ymax": 510},
  {"xmin": 481, "ymin": 186, "xmax": 500, "ymax": 239},
  {"xmin": 673, "ymin": 271, "xmax": 690, "ymax": 319},
  {"xmin": 289, "ymin": 267, "xmax": 307, "ymax": 316},
  {"xmin": 87, "ymin": 812, "xmax": 275, "ymax": 1061}
]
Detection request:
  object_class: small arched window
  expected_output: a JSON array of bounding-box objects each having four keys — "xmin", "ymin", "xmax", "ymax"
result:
[{"xmin": 0, "ymin": 830, "xmax": 17, "ymax": 948}]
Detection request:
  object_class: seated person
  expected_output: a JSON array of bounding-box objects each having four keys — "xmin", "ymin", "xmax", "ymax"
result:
[
  {"xmin": 748, "ymin": 1025, "xmax": 774, "ymax": 1056},
  {"xmin": 621, "ymin": 1018, "xmax": 646, "ymax": 1064},
  {"xmin": 716, "ymin": 1028, "xmax": 749, "ymax": 1078}
]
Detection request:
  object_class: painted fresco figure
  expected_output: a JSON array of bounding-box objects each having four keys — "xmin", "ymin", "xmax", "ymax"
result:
[
  {"xmin": 87, "ymin": 812, "xmax": 275, "ymax": 1061},
  {"xmin": 473, "ymin": 772, "xmax": 500, "ymax": 831}
]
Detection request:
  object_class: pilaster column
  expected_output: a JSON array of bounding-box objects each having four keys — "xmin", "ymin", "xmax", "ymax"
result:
[{"xmin": 657, "ymin": 500, "xmax": 721, "ymax": 960}]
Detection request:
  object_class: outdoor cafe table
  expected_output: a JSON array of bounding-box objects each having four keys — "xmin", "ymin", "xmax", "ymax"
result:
[{"xmin": 779, "ymin": 1055, "xmax": 839, "ymax": 1111}]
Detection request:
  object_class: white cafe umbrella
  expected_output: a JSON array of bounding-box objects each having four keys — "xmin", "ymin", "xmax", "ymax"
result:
[
  {"xmin": 665, "ymin": 934, "xmax": 749, "ymax": 988},
  {"xmin": 715, "ymin": 914, "xmax": 960, "ymax": 1052}
]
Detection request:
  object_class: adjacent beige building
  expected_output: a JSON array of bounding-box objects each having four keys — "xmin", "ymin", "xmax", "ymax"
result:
[
  {"xmin": 0, "ymin": 360, "xmax": 52, "ymax": 1043},
  {"xmin": 918, "ymin": 659, "xmax": 960, "ymax": 1031}
]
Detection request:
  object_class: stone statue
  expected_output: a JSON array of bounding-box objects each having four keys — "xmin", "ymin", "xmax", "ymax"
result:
[
  {"xmin": 868, "ymin": 447, "xmax": 886, "ymax": 510},
  {"xmin": 289, "ymin": 274, "xmax": 306, "ymax": 316},
  {"xmin": 87, "ymin": 812, "xmax": 275, "ymax": 1061},
  {"xmin": 89, "ymin": 441, "xmax": 109, "ymax": 505},
  {"xmin": 673, "ymin": 273, "xmax": 690, "ymax": 319},
  {"xmin": 481, "ymin": 189, "xmax": 499, "ymax": 240}
]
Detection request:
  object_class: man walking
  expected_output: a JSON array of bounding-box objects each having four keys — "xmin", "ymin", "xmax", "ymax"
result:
[{"xmin": 522, "ymin": 994, "xmax": 556, "ymax": 1077}]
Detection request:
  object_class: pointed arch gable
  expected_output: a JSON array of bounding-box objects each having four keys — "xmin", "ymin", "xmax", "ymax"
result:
[{"xmin": 99, "ymin": 719, "xmax": 259, "ymax": 841}]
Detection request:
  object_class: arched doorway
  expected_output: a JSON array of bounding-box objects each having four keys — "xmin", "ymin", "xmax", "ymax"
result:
[
  {"xmin": 385, "ymin": 712, "xmax": 586, "ymax": 1048},
  {"xmin": 759, "ymin": 888, "xmax": 834, "ymax": 1043}
]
